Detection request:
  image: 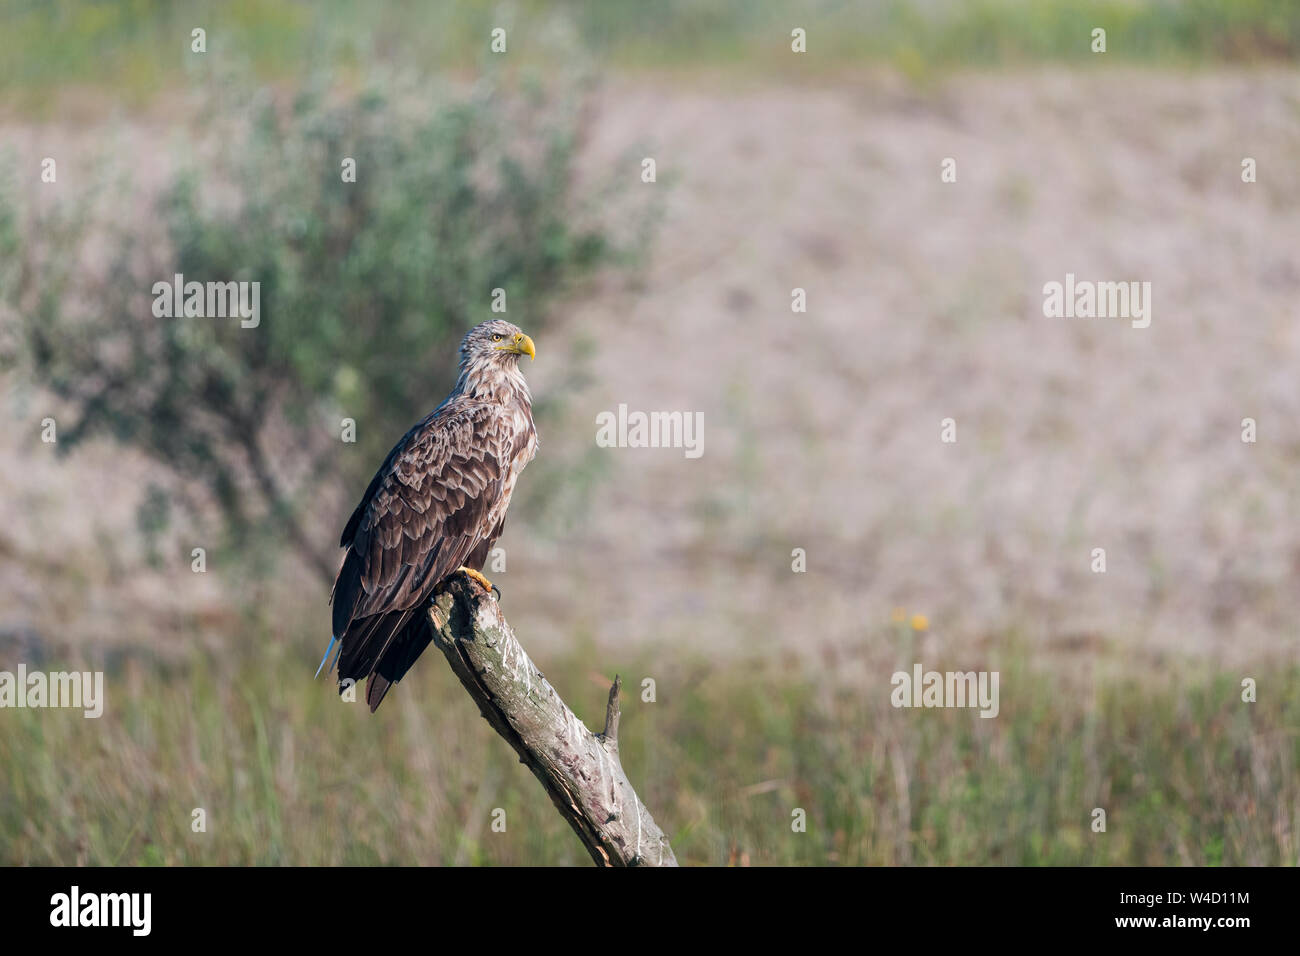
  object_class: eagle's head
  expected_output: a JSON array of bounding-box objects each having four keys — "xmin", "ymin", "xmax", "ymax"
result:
[
  {"xmin": 455, "ymin": 320, "xmax": 537, "ymax": 402},
  {"xmin": 459, "ymin": 319, "xmax": 536, "ymax": 371}
]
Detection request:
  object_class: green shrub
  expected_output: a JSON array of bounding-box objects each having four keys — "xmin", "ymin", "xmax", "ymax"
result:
[{"xmin": 0, "ymin": 68, "xmax": 627, "ymax": 580}]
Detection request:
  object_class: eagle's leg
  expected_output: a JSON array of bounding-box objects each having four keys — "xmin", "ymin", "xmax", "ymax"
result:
[{"xmin": 457, "ymin": 566, "xmax": 500, "ymax": 599}]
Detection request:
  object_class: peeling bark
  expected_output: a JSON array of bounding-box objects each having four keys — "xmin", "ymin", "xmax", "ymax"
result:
[{"xmin": 429, "ymin": 573, "xmax": 678, "ymax": 867}]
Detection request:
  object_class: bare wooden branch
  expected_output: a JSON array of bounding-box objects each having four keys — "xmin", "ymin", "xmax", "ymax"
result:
[
  {"xmin": 599, "ymin": 675, "xmax": 621, "ymax": 747},
  {"xmin": 428, "ymin": 573, "xmax": 678, "ymax": 867}
]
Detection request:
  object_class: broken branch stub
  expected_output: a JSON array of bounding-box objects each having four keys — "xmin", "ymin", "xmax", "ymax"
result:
[{"xmin": 428, "ymin": 574, "xmax": 677, "ymax": 867}]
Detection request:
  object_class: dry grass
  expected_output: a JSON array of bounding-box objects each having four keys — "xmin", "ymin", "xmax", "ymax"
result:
[{"xmin": 1, "ymin": 629, "xmax": 1295, "ymax": 865}]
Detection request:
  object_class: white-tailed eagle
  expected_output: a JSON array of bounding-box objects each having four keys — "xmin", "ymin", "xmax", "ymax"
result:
[{"xmin": 316, "ymin": 319, "xmax": 538, "ymax": 711}]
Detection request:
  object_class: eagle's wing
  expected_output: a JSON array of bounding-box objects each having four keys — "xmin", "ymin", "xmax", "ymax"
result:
[{"xmin": 330, "ymin": 400, "xmax": 515, "ymax": 706}]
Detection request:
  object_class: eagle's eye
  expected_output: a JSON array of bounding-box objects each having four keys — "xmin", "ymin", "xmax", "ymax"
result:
[{"xmin": 491, "ymin": 334, "xmax": 504, "ymax": 342}]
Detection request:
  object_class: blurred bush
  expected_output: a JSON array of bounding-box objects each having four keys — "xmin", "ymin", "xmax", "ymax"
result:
[{"xmin": 0, "ymin": 70, "xmax": 622, "ymax": 580}]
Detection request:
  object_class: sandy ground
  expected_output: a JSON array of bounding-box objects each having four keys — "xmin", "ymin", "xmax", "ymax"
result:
[{"xmin": 4, "ymin": 68, "xmax": 1300, "ymax": 675}]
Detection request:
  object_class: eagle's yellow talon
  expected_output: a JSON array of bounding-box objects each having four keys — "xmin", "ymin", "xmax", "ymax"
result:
[{"xmin": 457, "ymin": 567, "xmax": 495, "ymax": 593}]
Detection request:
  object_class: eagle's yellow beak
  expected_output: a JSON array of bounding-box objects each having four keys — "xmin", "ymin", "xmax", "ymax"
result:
[{"xmin": 501, "ymin": 332, "xmax": 536, "ymax": 361}]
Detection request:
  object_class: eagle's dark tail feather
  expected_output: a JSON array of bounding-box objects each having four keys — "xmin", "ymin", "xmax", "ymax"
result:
[{"xmin": 337, "ymin": 608, "xmax": 436, "ymax": 713}]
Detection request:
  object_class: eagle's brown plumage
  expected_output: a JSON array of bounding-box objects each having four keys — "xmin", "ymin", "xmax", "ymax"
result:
[{"xmin": 324, "ymin": 319, "xmax": 538, "ymax": 712}]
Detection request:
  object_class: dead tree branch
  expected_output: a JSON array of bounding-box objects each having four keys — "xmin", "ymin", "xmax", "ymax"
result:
[{"xmin": 429, "ymin": 573, "xmax": 678, "ymax": 867}]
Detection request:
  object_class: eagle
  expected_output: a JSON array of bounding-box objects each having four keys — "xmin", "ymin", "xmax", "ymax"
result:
[{"xmin": 315, "ymin": 319, "xmax": 538, "ymax": 712}]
